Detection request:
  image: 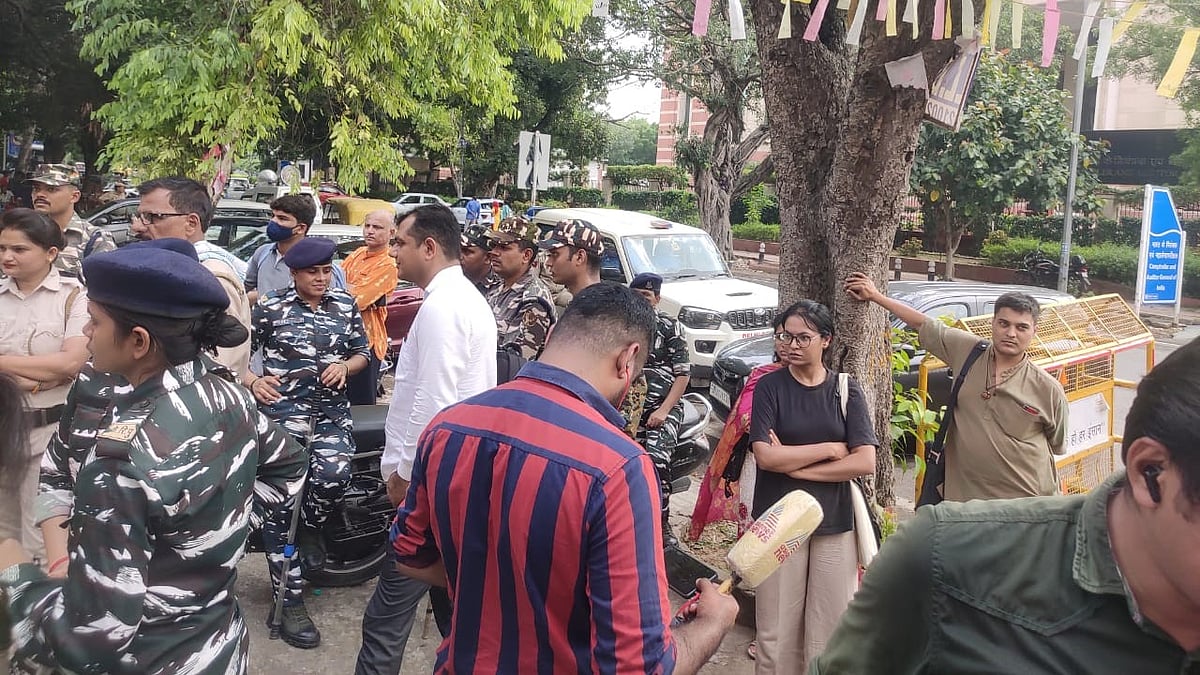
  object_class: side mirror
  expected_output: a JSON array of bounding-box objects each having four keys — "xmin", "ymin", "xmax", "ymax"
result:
[{"xmin": 93, "ymin": 216, "xmax": 110, "ymax": 226}]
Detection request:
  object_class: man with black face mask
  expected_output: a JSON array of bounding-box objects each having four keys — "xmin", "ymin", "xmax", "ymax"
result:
[{"xmin": 245, "ymin": 194, "xmax": 347, "ymax": 304}]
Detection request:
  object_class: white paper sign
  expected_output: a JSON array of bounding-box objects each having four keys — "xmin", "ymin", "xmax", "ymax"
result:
[{"xmin": 1065, "ymin": 393, "xmax": 1111, "ymax": 457}]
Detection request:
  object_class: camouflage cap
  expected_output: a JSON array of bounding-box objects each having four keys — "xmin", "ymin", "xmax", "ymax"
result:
[
  {"xmin": 460, "ymin": 224, "xmax": 491, "ymax": 249},
  {"xmin": 486, "ymin": 217, "xmax": 540, "ymax": 246},
  {"xmin": 537, "ymin": 219, "xmax": 604, "ymax": 256},
  {"xmin": 26, "ymin": 163, "xmax": 81, "ymax": 188}
]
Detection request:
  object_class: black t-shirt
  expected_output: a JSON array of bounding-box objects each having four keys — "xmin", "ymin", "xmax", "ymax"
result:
[{"xmin": 749, "ymin": 368, "xmax": 878, "ymax": 535}]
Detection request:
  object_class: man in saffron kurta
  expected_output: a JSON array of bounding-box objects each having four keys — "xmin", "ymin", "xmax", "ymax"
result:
[{"xmin": 342, "ymin": 210, "xmax": 399, "ymax": 405}]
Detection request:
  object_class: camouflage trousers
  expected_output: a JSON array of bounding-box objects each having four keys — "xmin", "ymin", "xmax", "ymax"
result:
[
  {"xmin": 619, "ymin": 375, "xmax": 648, "ymax": 439},
  {"xmin": 639, "ymin": 399, "xmax": 684, "ymax": 494},
  {"xmin": 262, "ymin": 410, "xmax": 355, "ymax": 605}
]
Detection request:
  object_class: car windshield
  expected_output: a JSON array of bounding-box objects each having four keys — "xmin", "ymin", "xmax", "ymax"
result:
[{"xmin": 620, "ymin": 234, "xmax": 730, "ymax": 279}]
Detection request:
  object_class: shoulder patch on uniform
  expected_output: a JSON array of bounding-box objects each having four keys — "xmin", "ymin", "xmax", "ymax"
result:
[{"xmin": 98, "ymin": 421, "xmax": 142, "ymax": 443}]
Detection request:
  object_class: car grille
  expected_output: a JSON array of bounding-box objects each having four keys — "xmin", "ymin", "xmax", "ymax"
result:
[{"xmin": 725, "ymin": 307, "xmax": 776, "ymax": 330}]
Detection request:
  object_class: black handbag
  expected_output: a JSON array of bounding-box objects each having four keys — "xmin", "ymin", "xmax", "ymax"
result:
[{"xmin": 917, "ymin": 341, "xmax": 989, "ymax": 507}]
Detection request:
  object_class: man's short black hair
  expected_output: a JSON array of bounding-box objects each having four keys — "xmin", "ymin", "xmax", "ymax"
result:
[
  {"xmin": 994, "ymin": 292, "xmax": 1041, "ymax": 323},
  {"xmin": 568, "ymin": 247, "xmax": 602, "ymax": 274},
  {"xmin": 138, "ymin": 176, "xmax": 215, "ymax": 230},
  {"xmin": 402, "ymin": 204, "xmax": 461, "ymax": 260},
  {"xmin": 270, "ymin": 194, "xmax": 316, "ymax": 227},
  {"xmin": 549, "ymin": 282, "xmax": 655, "ymax": 357},
  {"xmin": 1122, "ymin": 336, "xmax": 1200, "ymax": 504}
]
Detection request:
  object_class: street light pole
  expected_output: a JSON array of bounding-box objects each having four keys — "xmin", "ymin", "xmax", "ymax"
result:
[{"xmin": 1058, "ymin": 49, "xmax": 1087, "ymax": 293}]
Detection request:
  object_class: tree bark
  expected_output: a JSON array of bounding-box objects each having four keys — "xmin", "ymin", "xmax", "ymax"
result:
[
  {"xmin": 694, "ymin": 167, "xmax": 734, "ymax": 260},
  {"xmin": 751, "ymin": 0, "xmax": 963, "ymax": 505}
]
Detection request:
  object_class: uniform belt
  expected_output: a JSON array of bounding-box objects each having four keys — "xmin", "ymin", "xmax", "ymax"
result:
[{"xmin": 26, "ymin": 404, "xmax": 65, "ymax": 428}]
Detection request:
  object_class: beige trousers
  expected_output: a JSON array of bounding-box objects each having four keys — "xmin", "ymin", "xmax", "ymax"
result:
[
  {"xmin": 0, "ymin": 424, "xmax": 52, "ymax": 561},
  {"xmin": 754, "ymin": 530, "xmax": 858, "ymax": 675}
]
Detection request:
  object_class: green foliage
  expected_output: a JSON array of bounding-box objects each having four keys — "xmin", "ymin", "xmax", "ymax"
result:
[
  {"xmin": 912, "ymin": 52, "xmax": 1106, "ymax": 262},
  {"xmin": 889, "ymin": 326, "xmax": 939, "ymax": 464},
  {"xmin": 741, "ymin": 184, "xmax": 770, "ymax": 226},
  {"xmin": 981, "ymin": 237, "xmax": 1200, "ymax": 297},
  {"xmin": 731, "ymin": 223, "xmax": 780, "ymax": 242},
  {"xmin": 731, "ymin": 189, "xmax": 780, "ymax": 225},
  {"xmin": 69, "ymin": 0, "xmax": 593, "ymax": 191},
  {"xmin": 605, "ymin": 119, "xmax": 660, "ymax": 166},
  {"xmin": 537, "ymin": 186, "xmax": 605, "ymax": 206},
  {"xmin": 895, "ymin": 238, "xmax": 925, "ymax": 257},
  {"xmin": 606, "ymin": 165, "xmax": 688, "ymax": 189}
]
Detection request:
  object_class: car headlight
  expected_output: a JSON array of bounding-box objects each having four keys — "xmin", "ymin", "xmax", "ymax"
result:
[{"xmin": 677, "ymin": 306, "xmax": 724, "ymax": 330}]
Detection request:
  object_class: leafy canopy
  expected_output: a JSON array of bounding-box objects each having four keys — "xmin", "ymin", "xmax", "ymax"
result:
[{"xmin": 69, "ymin": 0, "xmax": 592, "ymax": 191}]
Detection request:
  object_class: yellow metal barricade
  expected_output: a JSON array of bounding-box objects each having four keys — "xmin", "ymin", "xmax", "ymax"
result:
[{"xmin": 915, "ymin": 294, "xmax": 1154, "ymax": 497}]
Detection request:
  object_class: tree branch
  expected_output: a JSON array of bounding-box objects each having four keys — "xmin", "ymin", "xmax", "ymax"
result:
[
  {"xmin": 733, "ymin": 154, "xmax": 774, "ymax": 199},
  {"xmin": 733, "ymin": 123, "xmax": 770, "ymax": 166}
]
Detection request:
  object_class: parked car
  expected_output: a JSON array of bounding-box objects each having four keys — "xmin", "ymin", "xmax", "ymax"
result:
[
  {"xmin": 87, "ymin": 198, "xmax": 273, "ymax": 246},
  {"xmin": 529, "ymin": 208, "xmax": 778, "ymax": 389},
  {"xmin": 240, "ymin": 183, "xmax": 323, "ymax": 225},
  {"xmin": 449, "ymin": 197, "xmax": 502, "ymax": 226},
  {"xmin": 392, "ymin": 192, "xmax": 449, "ymax": 217},
  {"xmin": 224, "ymin": 175, "xmax": 251, "ymax": 200},
  {"xmin": 706, "ymin": 281, "xmax": 1075, "ymax": 424}
]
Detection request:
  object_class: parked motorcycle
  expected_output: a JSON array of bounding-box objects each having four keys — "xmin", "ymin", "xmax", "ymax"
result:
[
  {"xmin": 247, "ymin": 404, "xmax": 395, "ymax": 588},
  {"xmin": 663, "ymin": 393, "xmax": 714, "ymax": 494},
  {"xmin": 1018, "ymin": 251, "xmax": 1092, "ymax": 293}
]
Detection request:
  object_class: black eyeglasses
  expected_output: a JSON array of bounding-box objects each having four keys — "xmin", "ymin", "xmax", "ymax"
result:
[
  {"xmin": 133, "ymin": 211, "xmax": 188, "ymax": 224},
  {"xmin": 774, "ymin": 332, "xmax": 818, "ymax": 347}
]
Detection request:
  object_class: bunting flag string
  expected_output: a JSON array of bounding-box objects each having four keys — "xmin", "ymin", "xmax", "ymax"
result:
[
  {"xmin": 1157, "ymin": 27, "xmax": 1200, "ymax": 98},
  {"xmin": 729, "ymin": 0, "xmax": 748, "ymax": 40},
  {"xmin": 805, "ymin": 0, "xmax": 834, "ymax": 40},
  {"xmin": 1111, "ymin": 0, "xmax": 1146, "ymax": 43},
  {"xmin": 1074, "ymin": 0, "xmax": 1102, "ymax": 60},
  {"xmin": 1011, "ymin": 1, "xmax": 1024, "ymax": 48},
  {"xmin": 1041, "ymin": 0, "xmax": 1060, "ymax": 67}
]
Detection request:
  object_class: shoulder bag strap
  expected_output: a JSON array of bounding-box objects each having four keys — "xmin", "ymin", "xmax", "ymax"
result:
[{"xmin": 918, "ymin": 340, "xmax": 989, "ymax": 506}]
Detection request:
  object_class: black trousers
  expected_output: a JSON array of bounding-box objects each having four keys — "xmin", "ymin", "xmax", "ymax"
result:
[{"xmin": 346, "ymin": 350, "xmax": 382, "ymax": 406}]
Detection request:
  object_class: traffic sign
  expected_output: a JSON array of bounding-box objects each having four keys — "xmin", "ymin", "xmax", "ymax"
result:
[{"xmin": 1135, "ymin": 184, "xmax": 1187, "ymax": 321}]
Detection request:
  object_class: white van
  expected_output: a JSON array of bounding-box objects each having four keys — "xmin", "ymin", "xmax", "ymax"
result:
[{"xmin": 531, "ymin": 208, "xmax": 778, "ymax": 388}]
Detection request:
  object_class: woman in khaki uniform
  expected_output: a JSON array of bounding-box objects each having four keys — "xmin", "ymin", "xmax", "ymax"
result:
[{"xmin": 0, "ymin": 209, "xmax": 89, "ymax": 565}]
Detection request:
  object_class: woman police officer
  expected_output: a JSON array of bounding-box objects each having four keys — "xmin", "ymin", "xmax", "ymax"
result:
[{"xmin": 0, "ymin": 240, "xmax": 307, "ymax": 674}]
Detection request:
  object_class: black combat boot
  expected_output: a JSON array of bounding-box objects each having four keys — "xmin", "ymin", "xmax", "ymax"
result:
[
  {"xmin": 269, "ymin": 601, "xmax": 322, "ymax": 649},
  {"xmin": 661, "ymin": 483, "xmax": 678, "ymax": 549},
  {"xmin": 296, "ymin": 526, "xmax": 326, "ymax": 572}
]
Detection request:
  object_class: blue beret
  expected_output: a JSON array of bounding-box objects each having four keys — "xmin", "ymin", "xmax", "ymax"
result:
[
  {"xmin": 123, "ymin": 238, "xmax": 198, "ymax": 261},
  {"xmin": 284, "ymin": 237, "xmax": 337, "ymax": 269},
  {"xmin": 630, "ymin": 272, "xmax": 663, "ymax": 294},
  {"xmin": 83, "ymin": 247, "xmax": 230, "ymax": 318}
]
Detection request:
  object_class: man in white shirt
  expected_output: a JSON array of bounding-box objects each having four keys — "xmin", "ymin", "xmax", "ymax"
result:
[{"xmin": 355, "ymin": 204, "xmax": 496, "ymax": 675}]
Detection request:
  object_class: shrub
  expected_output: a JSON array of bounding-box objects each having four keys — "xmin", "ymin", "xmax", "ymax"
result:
[
  {"xmin": 895, "ymin": 238, "xmax": 924, "ymax": 257},
  {"xmin": 606, "ymin": 165, "xmax": 689, "ymax": 189},
  {"xmin": 732, "ymin": 223, "xmax": 780, "ymax": 242},
  {"xmin": 611, "ymin": 189, "xmax": 696, "ymax": 214},
  {"xmin": 980, "ymin": 237, "xmax": 1055, "ymax": 267}
]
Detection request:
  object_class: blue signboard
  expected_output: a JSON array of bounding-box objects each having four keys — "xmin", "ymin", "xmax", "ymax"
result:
[{"xmin": 1136, "ymin": 185, "xmax": 1186, "ymax": 310}]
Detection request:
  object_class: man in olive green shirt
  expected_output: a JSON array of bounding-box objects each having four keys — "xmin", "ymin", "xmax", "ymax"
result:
[
  {"xmin": 812, "ymin": 336, "xmax": 1200, "ymax": 673},
  {"xmin": 846, "ymin": 274, "xmax": 1067, "ymax": 499}
]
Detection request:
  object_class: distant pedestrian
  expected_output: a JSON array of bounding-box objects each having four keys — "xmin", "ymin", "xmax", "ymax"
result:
[
  {"xmin": 391, "ymin": 283, "xmax": 740, "ymax": 673},
  {"xmin": 464, "ymin": 197, "xmax": 481, "ymax": 227}
]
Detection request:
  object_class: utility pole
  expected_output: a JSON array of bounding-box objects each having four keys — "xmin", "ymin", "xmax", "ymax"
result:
[{"xmin": 1058, "ymin": 49, "xmax": 1087, "ymax": 293}]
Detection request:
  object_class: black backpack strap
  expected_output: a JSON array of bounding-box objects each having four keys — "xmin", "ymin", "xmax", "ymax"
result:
[
  {"xmin": 918, "ymin": 340, "xmax": 989, "ymax": 506},
  {"xmin": 82, "ymin": 228, "xmax": 104, "ymax": 259}
]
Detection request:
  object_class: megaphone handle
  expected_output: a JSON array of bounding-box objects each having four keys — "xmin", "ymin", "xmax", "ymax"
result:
[{"xmin": 670, "ymin": 577, "xmax": 735, "ymax": 627}]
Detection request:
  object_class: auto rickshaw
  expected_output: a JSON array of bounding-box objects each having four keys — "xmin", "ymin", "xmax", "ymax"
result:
[{"xmin": 323, "ymin": 197, "xmax": 396, "ymax": 226}]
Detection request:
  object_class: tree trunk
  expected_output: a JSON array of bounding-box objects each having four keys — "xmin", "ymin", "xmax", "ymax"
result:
[
  {"xmin": 751, "ymin": 0, "xmax": 962, "ymax": 506},
  {"xmin": 695, "ymin": 167, "xmax": 734, "ymax": 260},
  {"xmin": 16, "ymin": 125, "xmax": 37, "ymax": 173},
  {"xmin": 945, "ymin": 223, "xmax": 963, "ymax": 280}
]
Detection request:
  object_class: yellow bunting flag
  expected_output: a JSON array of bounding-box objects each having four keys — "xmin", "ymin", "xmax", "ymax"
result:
[
  {"xmin": 1157, "ymin": 28, "xmax": 1200, "ymax": 99},
  {"xmin": 838, "ymin": 0, "xmax": 850, "ymax": 10},
  {"xmin": 779, "ymin": 0, "xmax": 793, "ymax": 38},
  {"xmin": 886, "ymin": 0, "xmax": 898, "ymax": 35},
  {"xmin": 944, "ymin": 0, "xmax": 953, "ymax": 39},
  {"xmin": 979, "ymin": 0, "xmax": 995, "ymax": 46},
  {"xmin": 1112, "ymin": 0, "xmax": 1146, "ymax": 44},
  {"xmin": 1011, "ymin": 2, "xmax": 1023, "ymax": 48}
]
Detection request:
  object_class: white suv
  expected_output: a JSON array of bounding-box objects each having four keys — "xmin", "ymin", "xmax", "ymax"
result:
[{"xmin": 531, "ymin": 208, "xmax": 778, "ymax": 388}]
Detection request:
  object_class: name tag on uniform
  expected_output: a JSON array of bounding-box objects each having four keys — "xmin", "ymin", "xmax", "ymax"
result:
[{"xmin": 98, "ymin": 422, "xmax": 140, "ymax": 442}]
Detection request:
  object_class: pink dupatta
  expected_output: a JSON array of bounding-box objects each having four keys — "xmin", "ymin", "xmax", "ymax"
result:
[{"xmin": 686, "ymin": 362, "xmax": 783, "ymax": 541}]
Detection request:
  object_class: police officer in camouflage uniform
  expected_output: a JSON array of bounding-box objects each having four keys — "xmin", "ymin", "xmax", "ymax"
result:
[
  {"xmin": 26, "ymin": 164, "xmax": 116, "ymax": 281},
  {"xmin": 249, "ymin": 236, "xmax": 371, "ymax": 648},
  {"xmin": 485, "ymin": 218, "xmax": 556, "ymax": 360},
  {"xmin": 0, "ymin": 240, "xmax": 307, "ymax": 675},
  {"xmin": 630, "ymin": 272, "xmax": 691, "ymax": 546},
  {"xmin": 460, "ymin": 224, "xmax": 499, "ymax": 295}
]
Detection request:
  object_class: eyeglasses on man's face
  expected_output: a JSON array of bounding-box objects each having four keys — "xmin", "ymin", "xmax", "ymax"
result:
[
  {"xmin": 774, "ymin": 331, "xmax": 818, "ymax": 347},
  {"xmin": 133, "ymin": 211, "xmax": 188, "ymax": 224}
]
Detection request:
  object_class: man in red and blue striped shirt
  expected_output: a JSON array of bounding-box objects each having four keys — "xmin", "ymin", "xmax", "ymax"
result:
[{"xmin": 392, "ymin": 283, "xmax": 738, "ymax": 674}]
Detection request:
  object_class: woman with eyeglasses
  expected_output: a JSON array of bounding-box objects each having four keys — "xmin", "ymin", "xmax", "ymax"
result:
[
  {"xmin": 0, "ymin": 209, "xmax": 90, "ymax": 567},
  {"xmin": 747, "ymin": 299, "xmax": 878, "ymax": 674}
]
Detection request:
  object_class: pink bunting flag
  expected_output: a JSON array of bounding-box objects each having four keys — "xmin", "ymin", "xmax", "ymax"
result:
[
  {"xmin": 1041, "ymin": 0, "xmax": 1060, "ymax": 67},
  {"xmin": 876, "ymin": 0, "xmax": 888, "ymax": 22},
  {"xmin": 932, "ymin": 0, "xmax": 946, "ymax": 41},
  {"xmin": 693, "ymin": 0, "xmax": 713, "ymax": 36},
  {"xmin": 805, "ymin": 0, "xmax": 834, "ymax": 40}
]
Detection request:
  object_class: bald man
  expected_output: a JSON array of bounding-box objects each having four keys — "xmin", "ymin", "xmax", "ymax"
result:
[{"xmin": 342, "ymin": 210, "xmax": 399, "ymax": 404}]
